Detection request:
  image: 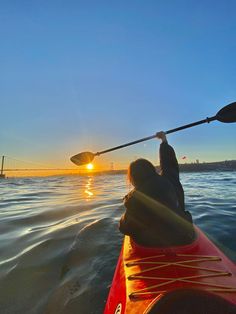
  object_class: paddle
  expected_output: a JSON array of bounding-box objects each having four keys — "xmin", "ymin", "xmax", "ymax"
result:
[{"xmin": 70, "ymin": 102, "xmax": 236, "ymax": 166}]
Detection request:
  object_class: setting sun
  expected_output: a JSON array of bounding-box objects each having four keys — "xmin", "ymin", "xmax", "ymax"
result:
[{"xmin": 86, "ymin": 163, "xmax": 94, "ymax": 170}]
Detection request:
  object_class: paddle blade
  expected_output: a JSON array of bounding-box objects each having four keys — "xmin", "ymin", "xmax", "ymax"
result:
[
  {"xmin": 70, "ymin": 152, "xmax": 94, "ymax": 166},
  {"xmin": 216, "ymin": 102, "xmax": 236, "ymax": 123}
]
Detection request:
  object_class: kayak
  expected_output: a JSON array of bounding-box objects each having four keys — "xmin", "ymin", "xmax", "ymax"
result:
[{"xmin": 104, "ymin": 226, "xmax": 236, "ymax": 314}]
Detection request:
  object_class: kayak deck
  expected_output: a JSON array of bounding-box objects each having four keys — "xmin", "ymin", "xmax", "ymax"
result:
[{"xmin": 104, "ymin": 226, "xmax": 236, "ymax": 313}]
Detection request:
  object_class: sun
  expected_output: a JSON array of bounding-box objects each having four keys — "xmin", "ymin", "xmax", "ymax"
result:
[{"xmin": 86, "ymin": 163, "xmax": 94, "ymax": 170}]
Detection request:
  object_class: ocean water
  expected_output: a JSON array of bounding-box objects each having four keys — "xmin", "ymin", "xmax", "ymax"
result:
[{"xmin": 0, "ymin": 172, "xmax": 236, "ymax": 314}]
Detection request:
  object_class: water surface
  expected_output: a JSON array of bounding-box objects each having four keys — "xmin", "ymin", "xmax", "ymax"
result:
[{"xmin": 0, "ymin": 172, "xmax": 235, "ymax": 313}]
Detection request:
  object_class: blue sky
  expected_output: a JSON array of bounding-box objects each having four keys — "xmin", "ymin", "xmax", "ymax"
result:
[{"xmin": 1, "ymin": 1, "xmax": 236, "ymax": 170}]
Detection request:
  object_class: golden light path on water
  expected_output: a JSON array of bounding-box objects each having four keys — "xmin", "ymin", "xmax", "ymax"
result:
[{"xmin": 84, "ymin": 177, "xmax": 94, "ymax": 199}]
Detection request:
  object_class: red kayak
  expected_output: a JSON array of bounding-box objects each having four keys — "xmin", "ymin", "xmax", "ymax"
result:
[{"xmin": 104, "ymin": 226, "xmax": 236, "ymax": 314}]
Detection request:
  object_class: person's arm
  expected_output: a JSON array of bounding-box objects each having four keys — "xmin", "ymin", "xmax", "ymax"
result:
[
  {"xmin": 156, "ymin": 131, "xmax": 186, "ymax": 211},
  {"xmin": 119, "ymin": 212, "xmax": 132, "ymax": 235},
  {"xmin": 156, "ymin": 131, "xmax": 179, "ymax": 179},
  {"xmin": 119, "ymin": 192, "xmax": 141, "ymax": 236}
]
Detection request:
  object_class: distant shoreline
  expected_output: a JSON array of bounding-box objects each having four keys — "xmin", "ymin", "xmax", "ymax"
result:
[
  {"xmin": 2, "ymin": 160, "xmax": 236, "ymax": 178},
  {"xmin": 78, "ymin": 160, "xmax": 236, "ymax": 176},
  {"xmin": 179, "ymin": 160, "xmax": 236, "ymax": 172}
]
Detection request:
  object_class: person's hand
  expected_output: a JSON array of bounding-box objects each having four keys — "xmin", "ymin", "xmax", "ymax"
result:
[{"xmin": 156, "ymin": 131, "xmax": 167, "ymax": 142}]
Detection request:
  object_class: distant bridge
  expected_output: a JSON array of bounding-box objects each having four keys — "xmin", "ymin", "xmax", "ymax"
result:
[
  {"xmin": 4, "ymin": 168, "xmax": 76, "ymax": 171},
  {"xmin": 0, "ymin": 155, "xmax": 79, "ymax": 178}
]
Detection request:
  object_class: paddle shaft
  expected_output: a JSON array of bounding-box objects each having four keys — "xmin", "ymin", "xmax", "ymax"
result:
[{"xmin": 95, "ymin": 115, "xmax": 216, "ymax": 156}]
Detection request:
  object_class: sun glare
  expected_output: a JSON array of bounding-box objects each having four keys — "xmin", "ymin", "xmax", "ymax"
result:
[{"xmin": 86, "ymin": 163, "xmax": 94, "ymax": 170}]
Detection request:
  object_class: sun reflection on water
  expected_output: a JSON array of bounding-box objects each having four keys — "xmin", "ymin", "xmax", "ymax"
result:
[
  {"xmin": 84, "ymin": 177, "xmax": 94, "ymax": 200},
  {"xmin": 85, "ymin": 190, "xmax": 93, "ymax": 196}
]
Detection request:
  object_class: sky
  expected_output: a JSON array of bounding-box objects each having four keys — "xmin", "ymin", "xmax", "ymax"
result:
[{"xmin": 1, "ymin": 0, "xmax": 236, "ymax": 172}]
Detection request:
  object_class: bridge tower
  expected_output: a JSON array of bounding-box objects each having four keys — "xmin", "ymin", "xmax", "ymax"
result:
[{"xmin": 0, "ymin": 156, "xmax": 6, "ymax": 179}]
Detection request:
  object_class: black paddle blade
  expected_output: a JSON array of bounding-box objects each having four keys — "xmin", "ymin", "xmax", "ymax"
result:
[
  {"xmin": 216, "ymin": 102, "xmax": 236, "ymax": 123},
  {"xmin": 70, "ymin": 152, "xmax": 94, "ymax": 166}
]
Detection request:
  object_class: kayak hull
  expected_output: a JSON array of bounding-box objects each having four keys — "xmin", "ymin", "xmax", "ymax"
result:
[{"xmin": 104, "ymin": 226, "xmax": 236, "ymax": 313}]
